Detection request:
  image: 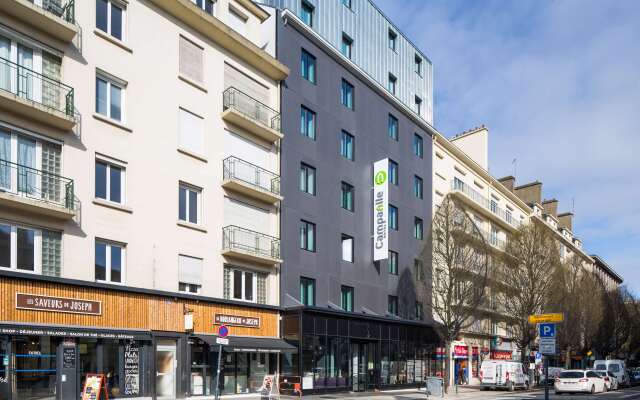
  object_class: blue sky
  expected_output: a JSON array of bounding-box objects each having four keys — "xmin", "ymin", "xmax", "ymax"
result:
[{"xmin": 375, "ymin": 0, "xmax": 640, "ymax": 292}]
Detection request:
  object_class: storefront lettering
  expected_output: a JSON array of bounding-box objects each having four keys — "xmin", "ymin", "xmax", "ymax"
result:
[
  {"xmin": 214, "ymin": 314, "xmax": 260, "ymax": 328},
  {"xmin": 16, "ymin": 293, "xmax": 102, "ymax": 315},
  {"xmin": 0, "ymin": 327, "xmax": 138, "ymax": 340},
  {"xmin": 124, "ymin": 342, "xmax": 139, "ymax": 396}
]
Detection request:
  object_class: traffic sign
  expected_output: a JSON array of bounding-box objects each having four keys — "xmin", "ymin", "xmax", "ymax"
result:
[
  {"xmin": 539, "ymin": 337, "xmax": 556, "ymax": 355},
  {"xmin": 218, "ymin": 324, "xmax": 229, "ymax": 338},
  {"xmin": 216, "ymin": 337, "xmax": 229, "ymax": 345},
  {"xmin": 528, "ymin": 313, "xmax": 564, "ymax": 324},
  {"xmin": 539, "ymin": 323, "xmax": 556, "ymax": 338}
]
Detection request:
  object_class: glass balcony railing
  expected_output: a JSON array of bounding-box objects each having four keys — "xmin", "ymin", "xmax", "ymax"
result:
[
  {"xmin": 31, "ymin": 0, "xmax": 76, "ymax": 24},
  {"xmin": 223, "ymin": 87, "xmax": 281, "ymax": 132},
  {"xmin": 222, "ymin": 225, "xmax": 281, "ymax": 261},
  {"xmin": 0, "ymin": 159, "xmax": 74, "ymax": 211},
  {"xmin": 451, "ymin": 180, "xmax": 521, "ymax": 229},
  {"xmin": 0, "ymin": 57, "xmax": 74, "ymax": 117},
  {"xmin": 223, "ymin": 156, "xmax": 280, "ymax": 196}
]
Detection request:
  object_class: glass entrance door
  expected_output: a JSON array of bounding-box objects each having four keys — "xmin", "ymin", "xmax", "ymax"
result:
[
  {"xmin": 350, "ymin": 342, "xmax": 376, "ymax": 392},
  {"xmin": 156, "ymin": 340, "xmax": 177, "ymax": 399}
]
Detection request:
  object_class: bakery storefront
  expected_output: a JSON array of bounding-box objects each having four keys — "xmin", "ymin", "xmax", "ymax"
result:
[{"xmin": 0, "ymin": 272, "xmax": 290, "ymax": 399}]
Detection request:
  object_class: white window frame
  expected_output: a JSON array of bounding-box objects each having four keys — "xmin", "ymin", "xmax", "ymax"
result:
[
  {"xmin": 179, "ymin": 182, "xmax": 202, "ymax": 225},
  {"xmin": 0, "ymin": 33, "xmax": 44, "ymax": 103},
  {"xmin": 229, "ymin": 267, "xmax": 258, "ymax": 303},
  {"xmin": 0, "ymin": 222, "xmax": 42, "ymax": 274},
  {"xmin": 95, "ymin": 239, "xmax": 126, "ymax": 284},
  {"xmin": 95, "ymin": 71, "xmax": 126, "ymax": 122},
  {"xmin": 95, "ymin": 156, "xmax": 126, "ymax": 205},
  {"xmin": 97, "ymin": 0, "xmax": 127, "ymax": 41},
  {"xmin": 0, "ymin": 128, "xmax": 46, "ymax": 196},
  {"xmin": 179, "ymin": 282, "xmax": 201, "ymax": 294},
  {"xmin": 341, "ymin": 234, "xmax": 354, "ymax": 263}
]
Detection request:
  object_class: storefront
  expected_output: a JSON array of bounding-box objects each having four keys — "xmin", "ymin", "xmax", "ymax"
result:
[
  {"xmin": 280, "ymin": 308, "xmax": 441, "ymax": 394},
  {"xmin": 0, "ymin": 272, "xmax": 288, "ymax": 399}
]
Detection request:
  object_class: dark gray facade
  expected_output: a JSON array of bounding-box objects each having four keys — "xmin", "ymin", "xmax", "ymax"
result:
[{"xmin": 277, "ymin": 11, "xmax": 434, "ymax": 321}]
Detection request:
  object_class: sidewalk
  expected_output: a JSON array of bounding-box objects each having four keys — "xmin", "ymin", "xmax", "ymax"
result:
[{"xmin": 303, "ymin": 385, "xmax": 492, "ymax": 399}]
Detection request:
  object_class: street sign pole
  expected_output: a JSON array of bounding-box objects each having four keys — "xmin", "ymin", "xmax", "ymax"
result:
[
  {"xmin": 214, "ymin": 344, "xmax": 223, "ymax": 400},
  {"xmin": 214, "ymin": 325, "xmax": 229, "ymax": 400},
  {"xmin": 544, "ymin": 356, "xmax": 549, "ymax": 400}
]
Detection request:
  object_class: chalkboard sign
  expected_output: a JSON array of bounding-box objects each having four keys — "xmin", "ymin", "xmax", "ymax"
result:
[
  {"xmin": 124, "ymin": 342, "xmax": 139, "ymax": 396},
  {"xmin": 82, "ymin": 374, "xmax": 108, "ymax": 400},
  {"xmin": 63, "ymin": 347, "xmax": 76, "ymax": 369}
]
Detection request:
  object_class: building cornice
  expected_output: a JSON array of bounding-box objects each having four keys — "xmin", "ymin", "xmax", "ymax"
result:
[
  {"xmin": 531, "ymin": 215, "xmax": 593, "ymax": 263},
  {"xmin": 590, "ymin": 255, "xmax": 624, "ymax": 284}
]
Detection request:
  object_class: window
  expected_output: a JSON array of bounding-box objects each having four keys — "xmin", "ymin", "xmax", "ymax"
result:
[
  {"xmin": 299, "ymin": 163, "xmax": 316, "ymax": 195},
  {"xmin": 300, "ymin": 277, "xmax": 315, "ymax": 306},
  {"xmin": 340, "ymin": 130, "xmax": 354, "ymax": 160},
  {"xmin": 388, "ymin": 159, "xmax": 398, "ymax": 185},
  {"xmin": 179, "ymin": 108, "xmax": 205, "ymax": 155},
  {"xmin": 415, "ymin": 54, "xmax": 423, "ymax": 76},
  {"xmin": 389, "ymin": 205, "xmax": 398, "ymax": 230},
  {"xmin": 414, "ymin": 217, "xmax": 424, "ymax": 240},
  {"xmin": 179, "ymin": 36, "xmax": 204, "ymax": 84},
  {"xmin": 388, "ymin": 250, "xmax": 398, "ymax": 275},
  {"xmin": 388, "ymin": 29, "xmax": 397, "ymax": 51},
  {"xmin": 388, "ymin": 74, "xmax": 397, "ymax": 95},
  {"xmin": 505, "ymin": 210, "xmax": 513, "ymax": 224},
  {"xmin": 490, "ymin": 199, "xmax": 498, "ymax": 214},
  {"xmin": 388, "ymin": 114, "xmax": 398, "ymax": 140},
  {"xmin": 491, "ymin": 226, "xmax": 499, "ymax": 246},
  {"xmin": 341, "ymin": 79, "xmax": 354, "ymax": 109},
  {"xmin": 414, "ymin": 259, "xmax": 424, "ymax": 281},
  {"xmin": 454, "ymin": 177, "xmax": 464, "ymax": 191},
  {"xmin": 341, "ymin": 234, "xmax": 353, "ymax": 263},
  {"xmin": 341, "ymin": 286, "xmax": 354, "ymax": 312},
  {"xmin": 95, "ymin": 160, "xmax": 124, "ymax": 204},
  {"xmin": 415, "ymin": 302, "xmax": 423, "ymax": 320},
  {"xmin": 341, "ymin": 33, "xmax": 353, "ymax": 59},
  {"xmin": 342, "ymin": 0, "xmax": 352, "ymax": 9},
  {"xmin": 414, "ymin": 175, "xmax": 423, "ymax": 199},
  {"xmin": 300, "ymin": 220, "xmax": 316, "ymax": 252},
  {"xmin": 179, "ymin": 183, "xmax": 201, "ymax": 224},
  {"xmin": 96, "ymin": 0, "xmax": 124, "ymax": 41},
  {"xmin": 300, "ymin": 106, "xmax": 316, "ymax": 139},
  {"xmin": 341, "ymin": 182, "xmax": 354, "ymax": 211},
  {"xmin": 0, "ymin": 223, "xmax": 61, "ymax": 276},
  {"xmin": 231, "ymin": 269, "xmax": 257, "ymax": 302},
  {"xmin": 96, "ymin": 74, "xmax": 124, "ymax": 122},
  {"xmin": 191, "ymin": 0, "xmax": 215, "ymax": 15},
  {"xmin": 300, "ymin": 1, "xmax": 314, "ymax": 27},
  {"xmin": 415, "ymin": 96, "xmax": 422, "ymax": 114},
  {"xmin": 301, "ymin": 49, "xmax": 316, "ymax": 84},
  {"xmin": 413, "ymin": 133, "xmax": 423, "ymax": 158},
  {"xmin": 95, "ymin": 240, "xmax": 124, "ymax": 283},
  {"xmin": 179, "ymin": 255, "xmax": 202, "ymax": 294},
  {"xmin": 388, "ymin": 295, "xmax": 398, "ymax": 316}
]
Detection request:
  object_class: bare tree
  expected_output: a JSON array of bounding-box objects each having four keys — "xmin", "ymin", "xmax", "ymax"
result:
[
  {"xmin": 427, "ymin": 196, "xmax": 490, "ymax": 390},
  {"xmin": 595, "ymin": 286, "xmax": 632, "ymax": 358},
  {"xmin": 497, "ymin": 222, "xmax": 561, "ymax": 363}
]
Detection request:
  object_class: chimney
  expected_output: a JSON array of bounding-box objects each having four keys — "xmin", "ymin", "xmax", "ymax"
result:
[
  {"xmin": 498, "ymin": 176, "xmax": 516, "ymax": 192},
  {"xmin": 558, "ymin": 212, "xmax": 573, "ymax": 231},
  {"xmin": 514, "ymin": 181, "xmax": 542, "ymax": 205},
  {"xmin": 542, "ymin": 199, "xmax": 559, "ymax": 217}
]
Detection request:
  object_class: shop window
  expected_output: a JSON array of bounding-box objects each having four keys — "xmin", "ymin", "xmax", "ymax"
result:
[{"xmin": 14, "ymin": 336, "xmax": 60, "ymax": 399}]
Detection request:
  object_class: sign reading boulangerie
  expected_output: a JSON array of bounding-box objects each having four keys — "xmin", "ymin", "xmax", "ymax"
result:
[
  {"xmin": 215, "ymin": 314, "xmax": 260, "ymax": 328},
  {"xmin": 16, "ymin": 293, "xmax": 102, "ymax": 315},
  {"xmin": 373, "ymin": 159, "xmax": 389, "ymax": 261}
]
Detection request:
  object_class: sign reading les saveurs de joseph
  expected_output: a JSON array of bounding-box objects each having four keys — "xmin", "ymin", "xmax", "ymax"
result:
[
  {"xmin": 16, "ymin": 293, "xmax": 102, "ymax": 315},
  {"xmin": 373, "ymin": 159, "xmax": 389, "ymax": 261},
  {"xmin": 214, "ymin": 314, "xmax": 260, "ymax": 328}
]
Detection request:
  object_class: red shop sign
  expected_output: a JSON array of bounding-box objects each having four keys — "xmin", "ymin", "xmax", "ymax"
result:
[
  {"xmin": 454, "ymin": 345, "xmax": 468, "ymax": 356},
  {"xmin": 491, "ymin": 351, "xmax": 513, "ymax": 360}
]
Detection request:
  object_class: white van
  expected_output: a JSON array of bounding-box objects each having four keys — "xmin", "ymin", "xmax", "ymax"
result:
[
  {"xmin": 594, "ymin": 360, "xmax": 629, "ymax": 387},
  {"xmin": 479, "ymin": 360, "xmax": 529, "ymax": 391}
]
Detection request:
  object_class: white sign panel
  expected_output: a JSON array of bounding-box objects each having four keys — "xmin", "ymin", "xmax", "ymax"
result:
[
  {"xmin": 373, "ymin": 159, "xmax": 389, "ymax": 261},
  {"xmin": 539, "ymin": 337, "xmax": 556, "ymax": 355},
  {"xmin": 216, "ymin": 337, "xmax": 229, "ymax": 345}
]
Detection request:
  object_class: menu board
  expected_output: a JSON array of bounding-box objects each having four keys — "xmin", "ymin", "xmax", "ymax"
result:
[
  {"xmin": 63, "ymin": 347, "xmax": 76, "ymax": 369},
  {"xmin": 124, "ymin": 342, "xmax": 139, "ymax": 396},
  {"xmin": 81, "ymin": 374, "xmax": 105, "ymax": 400}
]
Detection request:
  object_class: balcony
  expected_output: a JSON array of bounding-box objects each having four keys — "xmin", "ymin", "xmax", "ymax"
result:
[
  {"xmin": 222, "ymin": 225, "xmax": 281, "ymax": 265},
  {"xmin": 0, "ymin": 0, "xmax": 78, "ymax": 42},
  {"xmin": 451, "ymin": 180, "xmax": 521, "ymax": 230},
  {"xmin": 0, "ymin": 57, "xmax": 76, "ymax": 130},
  {"xmin": 480, "ymin": 228, "xmax": 507, "ymax": 251},
  {"xmin": 222, "ymin": 87, "xmax": 283, "ymax": 144},
  {"xmin": 0, "ymin": 159, "xmax": 75, "ymax": 219},
  {"xmin": 222, "ymin": 156, "xmax": 282, "ymax": 204}
]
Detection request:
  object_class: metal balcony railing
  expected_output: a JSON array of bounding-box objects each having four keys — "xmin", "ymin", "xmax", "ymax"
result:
[
  {"xmin": 222, "ymin": 225, "xmax": 281, "ymax": 261},
  {"xmin": 33, "ymin": 0, "xmax": 76, "ymax": 24},
  {"xmin": 479, "ymin": 228, "xmax": 507, "ymax": 250},
  {"xmin": 223, "ymin": 156, "xmax": 280, "ymax": 196},
  {"xmin": 223, "ymin": 87, "xmax": 281, "ymax": 132},
  {"xmin": 0, "ymin": 159, "xmax": 74, "ymax": 211},
  {"xmin": 0, "ymin": 57, "xmax": 74, "ymax": 117},
  {"xmin": 451, "ymin": 180, "xmax": 521, "ymax": 229}
]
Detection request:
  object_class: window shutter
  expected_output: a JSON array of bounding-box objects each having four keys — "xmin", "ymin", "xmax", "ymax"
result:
[
  {"xmin": 179, "ymin": 108, "xmax": 204, "ymax": 155},
  {"xmin": 179, "ymin": 36, "xmax": 203, "ymax": 84},
  {"xmin": 42, "ymin": 230, "xmax": 61, "ymax": 277},
  {"xmin": 179, "ymin": 255, "xmax": 203, "ymax": 285}
]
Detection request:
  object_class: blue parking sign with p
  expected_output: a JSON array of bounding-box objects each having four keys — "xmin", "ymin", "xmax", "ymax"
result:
[{"xmin": 539, "ymin": 323, "xmax": 556, "ymax": 338}]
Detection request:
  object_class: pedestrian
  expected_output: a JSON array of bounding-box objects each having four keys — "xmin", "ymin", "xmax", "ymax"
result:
[{"xmin": 462, "ymin": 366, "xmax": 467, "ymax": 385}]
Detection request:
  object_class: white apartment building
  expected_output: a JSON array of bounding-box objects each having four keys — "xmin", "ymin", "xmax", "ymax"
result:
[
  {"xmin": 431, "ymin": 126, "xmax": 531, "ymax": 384},
  {"xmin": 0, "ymin": 1, "xmax": 293, "ymax": 399}
]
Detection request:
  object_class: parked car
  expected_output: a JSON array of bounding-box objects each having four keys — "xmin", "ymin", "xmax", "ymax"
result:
[
  {"xmin": 631, "ymin": 368, "xmax": 640, "ymax": 385},
  {"xmin": 594, "ymin": 359, "xmax": 629, "ymax": 387},
  {"xmin": 479, "ymin": 360, "xmax": 529, "ymax": 391},
  {"xmin": 592, "ymin": 370, "xmax": 619, "ymax": 391},
  {"xmin": 539, "ymin": 367, "xmax": 563, "ymax": 386},
  {"xmin": 555, "ymin": 370, "xmax": 606, "ymax": 394}
]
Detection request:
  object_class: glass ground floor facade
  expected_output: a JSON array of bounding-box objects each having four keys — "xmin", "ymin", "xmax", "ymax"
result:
[{"xmin": 280, "ymin": 308, "xmax": 443, "ymax": 394}]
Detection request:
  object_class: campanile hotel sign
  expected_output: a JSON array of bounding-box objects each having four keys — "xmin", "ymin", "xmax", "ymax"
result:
[{"xmin": 373, "ymin": 159, "xmax": 389, "ymax": 261}]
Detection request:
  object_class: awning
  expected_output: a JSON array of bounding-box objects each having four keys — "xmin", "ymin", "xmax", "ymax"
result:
[{"xmin": 194, "ymin": 335, "xmax": 297, "ymax": 354}]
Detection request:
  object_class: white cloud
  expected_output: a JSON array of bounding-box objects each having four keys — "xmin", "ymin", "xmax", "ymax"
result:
[{"xmin": 376, "ymin": 0, "xmax": 640, "ymax": 290}]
